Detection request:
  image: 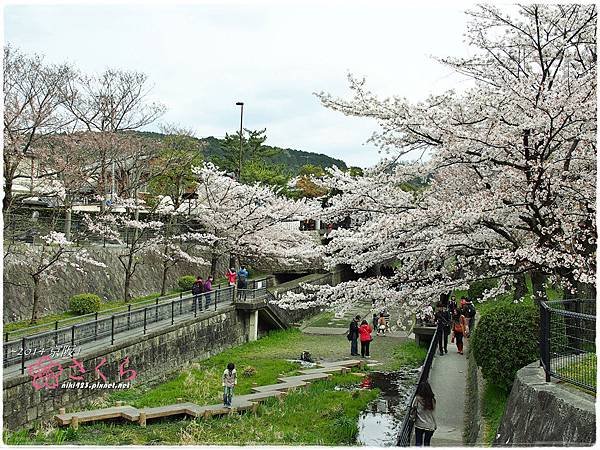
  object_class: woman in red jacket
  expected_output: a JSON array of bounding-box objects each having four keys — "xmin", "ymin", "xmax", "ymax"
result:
[{"xmin": 358, "ymin": 320, "xmax": 373, "ymax": 358}]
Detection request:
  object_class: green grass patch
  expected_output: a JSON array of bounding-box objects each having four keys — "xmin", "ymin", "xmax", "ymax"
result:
[
  {"xmin": 6, "ymin": 372, "xmax": 378, "ymax": 445},
  {"xmin": 385, "ymin": 340, "xmax": 427, "ymax": 371},
  {"xmin": 557, "ymin": 353, "xmax": 597, "ymax": 394},
  {"xmin": 5, "ymin": 329, "xmax": 390, "ymax": 445},
  {"xmin": 481, "ymin": 382, "xmax": 508, "ymax": 446}
]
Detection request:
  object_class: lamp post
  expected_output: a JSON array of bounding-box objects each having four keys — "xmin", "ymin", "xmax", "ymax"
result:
[{"xmin": 235, "ymin": 101, "xmax": 244, "ymax": 180}]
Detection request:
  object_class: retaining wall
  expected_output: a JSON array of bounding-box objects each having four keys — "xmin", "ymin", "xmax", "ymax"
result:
[
  {"xmin": 494, "ymin": 362, "xmax": 595, "ymax": 446},
  {"xmin": 3, "ymin": 244, "xmax": 228, "ymax": 323},
  {"xmin": 3, "ymin": 306, "xmax": 249, "ymax": 431}
]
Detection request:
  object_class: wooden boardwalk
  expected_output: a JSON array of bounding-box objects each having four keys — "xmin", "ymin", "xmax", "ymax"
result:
[{"xmin": 55, "ymin": 359, "xmax": 364, "ymax": 429}]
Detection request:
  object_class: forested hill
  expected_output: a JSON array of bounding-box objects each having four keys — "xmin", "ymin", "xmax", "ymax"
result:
[{"xmin": 135, "ymin": 131, "xmax": 348, "ymax": 174}]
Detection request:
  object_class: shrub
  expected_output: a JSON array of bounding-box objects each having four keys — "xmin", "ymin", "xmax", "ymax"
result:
[
  {"xmin": 471, "ymin": 302, "xmax": 539, "ymax": 392},
  {"xmin": 69, "ymin": 293, "xmax": 102, "ymax": 315},
  {"xmin": 177, "ymin": 275, "xmax": 196, "ymax": 291},
  {"xmin": 468, "ymin": 278, "xmax": 498, "ymax": 301}
]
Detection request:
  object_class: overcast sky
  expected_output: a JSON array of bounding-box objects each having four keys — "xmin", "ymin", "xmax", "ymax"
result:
[{"xmin": 4, "ymin": 0, "xmax": 477, "ymax": 168}]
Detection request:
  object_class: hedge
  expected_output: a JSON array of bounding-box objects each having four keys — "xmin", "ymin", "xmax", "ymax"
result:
[
  {"xmin": 69, "ymin": 293, "xmax": 102, "ymax": 315},
  {"xmin": 177, "ymin": 275, "xmax": 196, "ymax": 291},
  {"xmin": 471, "ymin": 302, "xmax": 539, "ymax": 391}
]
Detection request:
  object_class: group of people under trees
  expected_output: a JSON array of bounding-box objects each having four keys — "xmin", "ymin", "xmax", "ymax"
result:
[
  {"xmin": 346, "ymin": 311, "xmax": 389, "ymax": 358},
  {"xmin": 191, "ymin": 266, "xmax": 250, "ymax": 310},
  {"xmin": 434, "ymin": 294, "xmax": 476, "ymax": 356},
  {"xmin": 410, "ymin": 294, "xmax": 477, "ymax": 446}
]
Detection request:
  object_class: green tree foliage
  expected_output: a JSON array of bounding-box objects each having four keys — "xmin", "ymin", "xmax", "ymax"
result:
[
  {"xmin": 467, "ymin": 278, "xmax": 498, "ymax": 301},
  {"xmin": 69, "ymin": 293, "xmax": 102, "ymax": 315},
  {"xmin": 471, "ymin": 302, "xmax": 539, "ymax": 391},
  {"xmin": 147, "ymin": 130, "xmax": 203, "ymax": 209},
  {"xmin": 215, "ymin": 128, "xmax": 284, "ymax": 183}
]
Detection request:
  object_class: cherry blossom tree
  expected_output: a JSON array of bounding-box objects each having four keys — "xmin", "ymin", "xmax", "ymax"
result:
[
  {"xmin": 4, "ymin": 232, "xmax": 105, "ymax": 324},
  {"xmin": 279, "ymin": 4, "xmax": 596, "ymax": 317},
  {"xmin": 3, "ymin": 45, "xmax": 75, "ymax": 212},
  {"xmin": 188, "ymin": 164, "xmax": 323, "ymax": 272}
]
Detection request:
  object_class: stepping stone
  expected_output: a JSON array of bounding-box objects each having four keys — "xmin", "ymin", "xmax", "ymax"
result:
[
  {"xmin": 239, "ymin": 391, "xmax": 286, "ymax": 402},
  {"xmin": 251, "ymin": 381, "xmax": 308, "ymax": 393},
  {"xmin": 278, "ymin": 373, "xmax": 331, "ymax": 383},
  {"xmin": 298, "ymin": 367, "xmax": 348, "ymax": 375},
  {"xmin": 318, "ymin": 359, "xmax": 363, "ymax": 368},
  {"xmin": 142, "ymin": 404, "xmax": 191, "ymax": 420},
  {"xmin": 55, "ymin": 406, "xmax": 139, "ymax": 426}
]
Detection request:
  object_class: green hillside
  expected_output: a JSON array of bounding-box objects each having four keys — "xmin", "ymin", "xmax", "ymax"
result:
[{"xmin": 135, "ymin": 131, "xmax": 347, "ymax": 175}]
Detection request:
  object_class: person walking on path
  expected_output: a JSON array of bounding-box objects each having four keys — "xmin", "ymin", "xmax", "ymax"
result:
[
  {"xmin": 226, "ymin": 268, "xmax": 237, "ymax": 287},
  {"xmin": 358, "ymin": 319, "xmax": 373, "ymax": 358},
  {"xmin": 222, "ymin": 362, "xmax": 237, "ymax": 408},
  {"xmin": 448, "ymin": 296, "xmax": 457, "ymax": 314},
  {"xmin": 411, "ymin": 381, "xmax": 437, "ymax": 446},
  {"xmin": 434, "ymin": 302, "xmax": 451, "ymax": 355},
  {"xmin": 348, "ymin": 315, "xmax": 360, "ymax": 356},
  {"xmin": 377, "ymin": 313, "xmax": 387, "ymax": 336},
  {"xmin": 192, "ymin": 276, "xmax": 204, "ymax": 311},
  {"xmin": 464, "ymin": 298, "xmax": 476, "ymax": 335},
  {"xmin": 204, "ymin": 276, "xmax": 213, "ymax": 309},
  {"xmin": 451, "ymin": 307, "xmax": 468, "ymax": 354}
]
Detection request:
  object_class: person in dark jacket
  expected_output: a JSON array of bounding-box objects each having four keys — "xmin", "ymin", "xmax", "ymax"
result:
[
  {"xmin": 434, "ymin": 302, "xmax": 451, "ymax": 355},
  {"xmin": 348, "ymin": 315, "xmax": 360, "ymax": 356},
  {"xmin": 191, "ymin": 276, "xmax": 204, "ymax": 311},
  {"xmin": 464, "ymin": 298, "xmax": 476, "ymax": 334}
]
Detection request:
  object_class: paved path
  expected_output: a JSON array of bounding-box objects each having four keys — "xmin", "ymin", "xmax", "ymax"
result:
[
  {"xmin": 4, "ymin": 302, "xmax": 234, "ymax": 378},
  {"xmin": 428, "ymin": 335, "xmax": 469, "ymax": 446}
]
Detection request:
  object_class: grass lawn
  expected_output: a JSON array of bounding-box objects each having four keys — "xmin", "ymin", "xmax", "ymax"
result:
[
  {"xmin": 481, "ymin": 382, "xmax": 509, "ymax": 446},
  {"xmin": 557, "ymin": 353, "xmax": 597, "ymax": 394},
  {"xmin": 4, "ymin": 329, "xmax": 424, "ymax": 445}
]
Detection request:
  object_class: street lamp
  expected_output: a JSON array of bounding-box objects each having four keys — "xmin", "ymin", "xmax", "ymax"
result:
[{"xmin": 235, "ymin": 102, "xmax": 244, "ymax": 181}]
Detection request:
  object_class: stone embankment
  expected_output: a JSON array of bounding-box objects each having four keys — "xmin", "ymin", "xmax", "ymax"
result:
[{"xmin": 495, "ymin": 362, "xmax": 595, "ymax": 446}]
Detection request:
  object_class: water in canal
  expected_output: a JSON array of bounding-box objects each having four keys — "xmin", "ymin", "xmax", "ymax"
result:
[{"xmin": 356, "ymin": 369, "xmax": 420, "ymax": 446}]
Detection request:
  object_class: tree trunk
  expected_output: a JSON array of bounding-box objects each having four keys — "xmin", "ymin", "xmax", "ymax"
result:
[
  {"xmin": 30, "ymin": 275, "xmax": 41, "ymax": 324},
  {"xmin": 124, "ymin": 270, "xmax": 132, "ymax": 302},
  {"xmin": 513, "ymin": 272, "xmax": 528, "ymax": 302},
  {"xmin": 64, "ymin": 207, "xmax": 72, "ymax": 241},
  {"xmin": 160, "ymin": 261, "xmax": 169, "ymax": 296},
  {"xmin": 210, "ymin": 253, "xmax": 219, "ymax": 277},
  {"xmin": 3, "ymin": 175, "xmax": 13, "ymax": 212},
  {"xmin": 530, "ymin": 271, "xmax": 547, "ymax": 304}
]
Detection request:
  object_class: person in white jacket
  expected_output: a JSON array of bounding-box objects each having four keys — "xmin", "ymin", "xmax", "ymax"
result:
[{"xmin": 222, "ymin": 363, "xmax": 237, "ymax": 408}]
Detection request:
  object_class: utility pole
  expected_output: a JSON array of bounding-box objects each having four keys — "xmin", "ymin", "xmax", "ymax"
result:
[{"xmin": 235, "ymin": 102, "xmax": 244, "ymax": 181}]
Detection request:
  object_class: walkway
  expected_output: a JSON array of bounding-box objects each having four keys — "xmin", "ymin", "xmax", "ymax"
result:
[
  {"xmin": 54, "ymin": 359, "xmax": 364, "ymax": 429},
  {"xmin": 428, "ymin": 335, "xmax": 469, "ymax": 446},
  {"xmin": 4, "ymin": 302, "xmax": 234, "ymax": 377}
]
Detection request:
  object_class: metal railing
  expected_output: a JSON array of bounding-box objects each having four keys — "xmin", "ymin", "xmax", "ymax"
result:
[
  {"xmin": 540, "ymin": 299, "xmax": 596, "ymax": 392},
  {"xmin": 3, "ymin": 285, "xmax": 236, "ymax": 373},
  {"xmin": 397, "ymin": 326, "xmax": 440, "ymax": 446},
  {"xmin": 4, "ymin": 288, "xmax": 199, "ymax": 341}
]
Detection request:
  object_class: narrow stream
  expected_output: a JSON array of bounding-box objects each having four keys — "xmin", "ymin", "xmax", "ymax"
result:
[{"xmin": 356, "ymin": 369, "xmax": 420, "ymax": 446}]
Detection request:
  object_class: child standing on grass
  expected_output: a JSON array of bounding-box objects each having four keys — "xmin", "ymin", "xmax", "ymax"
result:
[{"xmin": 222, "ymin": 362, "xmax": 237, "ymax": 408}]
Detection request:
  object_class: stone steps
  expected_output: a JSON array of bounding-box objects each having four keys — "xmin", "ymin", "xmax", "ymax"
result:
[{"xmin": 54, "ymin": 359, "xmax": 364, "ymax": 429}]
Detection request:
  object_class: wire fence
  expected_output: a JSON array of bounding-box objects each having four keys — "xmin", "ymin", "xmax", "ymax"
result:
[
  {"xmin": 397, "ymin": 326, "xmax": 440, "ymax": 446},
  {"xmin": 539, "ymin": 299, "xmax": 596, "ymax": 393}
]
